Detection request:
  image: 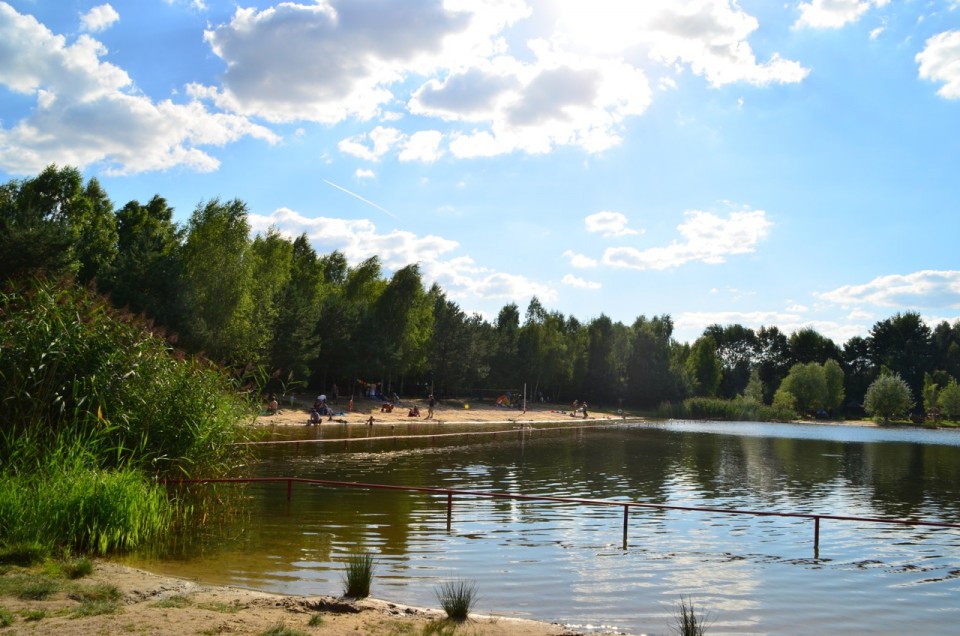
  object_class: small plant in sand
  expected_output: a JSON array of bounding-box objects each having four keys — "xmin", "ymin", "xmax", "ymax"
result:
[
  {"xmin": 341, "ymin": 552, "xmax": 376, "ymax": 599},
  {"xmin": 435, "ymin": 579, "xmax": 477, "ymax": 622}
]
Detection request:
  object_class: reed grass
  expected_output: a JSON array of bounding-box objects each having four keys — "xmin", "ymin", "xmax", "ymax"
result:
[
  {"xmin": 341, "ymin": 552, "xmax": 375, "ymax": 599},
  {"xmin": 0, "ymin": 608, "xmax": 12, "ymax": 627},
  {"xmin": 0, "ymin": 279, "xmax": 253, "ymax": 554},
  {"xmin": 657, "ymin": 397, "xmax": 794, "ymax": 422},
  {"xmin": 673, "ymin": 596, "xmax": 708, "ymax": 636},
  {"xmin": 435, "ymin": 579, "xmax": 477, "ymax": 622}
]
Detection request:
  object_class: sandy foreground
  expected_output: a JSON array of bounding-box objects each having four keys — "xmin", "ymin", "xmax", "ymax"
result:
[{"xmin": 1, "ymin": 560, "xmax": 603, "ymax": 635}]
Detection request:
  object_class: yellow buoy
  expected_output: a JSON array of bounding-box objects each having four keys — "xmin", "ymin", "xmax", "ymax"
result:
[{"xmin": 464, "ymin": 404, "xmax": 470, "ymax": 409}]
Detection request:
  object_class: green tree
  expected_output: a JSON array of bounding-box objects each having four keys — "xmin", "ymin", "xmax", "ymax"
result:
[
  {"xmin": 686, "ymin": 336, "xmax": 721, "ymax": 397},
  {"xmin": 179, "ymin": 198, "xmax": 258, "ymax": 364},
  {"xmin": 271, "ymin": 235, "xmax": 324, "ymax": 380},
  {"xmin": 627, "ymin": 315, "xmax": 680, "ymax": 407},
  {"xmin": 0, "ymin": 165, "xmax": 116, "ymax": 282},
  {"xmin": 789, "ymin": 327, "xmax": 841, "ymax": 365},
  {"xmin": 863, "ymin": 372, "xmax": 914, "ymax": 422},
  {"xmin": 868, "ymin": 312, "xmax": 934, "ymax": 402},
  {"xmin": 754, "ymin": 326, "xmax": 791, "ymax": 403},
  {"xmin": 704, "ymin": 323, "xmax": 756, "ymax": 399},
  {"xmin": 104, "ymin": 195, "xmax": 183, "ymax": 327},
  {"xmin": 823, "ymin": 358, "xmax": 845, "ymax": 411},
  {"xmin": 938, "ymin": 380, "xmax": 960, "ymax": 421},
  {"xmin": 779, "ymin": 362, "xmax": 827, "ymax": 414}
]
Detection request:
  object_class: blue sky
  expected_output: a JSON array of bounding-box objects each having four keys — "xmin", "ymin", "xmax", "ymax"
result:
[{"xmin": 2, "ymin": 0, "xmax": 959, "ymax": 344}]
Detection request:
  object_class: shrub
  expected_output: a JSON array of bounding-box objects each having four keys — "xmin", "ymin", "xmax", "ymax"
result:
[{"xmin": 864, "ymin": 373, "xmax": 914, "ymax": 422}]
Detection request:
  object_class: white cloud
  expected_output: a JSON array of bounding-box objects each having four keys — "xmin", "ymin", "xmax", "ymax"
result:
[
  {"xmin": 674, "ymin": 310, "xmax": 866, "ymax": 345},
  {"xmin": 80, "ymin": 4, "xmax": 119, "ymax": 32},
  {"xmin": 0, "ymin": 3, "xmax": 276, "ymax": 175},
  {"xmin": 248, "ymin": 206, "xmax": 557, "ymax": 304},
  {"xmin": 562, "ymin": 249, "xmax": 599, "ymax": 269},
  {"xmin": 817, "ymin": 270, "xmax": 960, "ymax": 308},
  {"xmin": 337, "ymin": 126, "xmax": 404, "ymax": 161},
  {"xmin": 355, "ymin": 168, "xmax": 375, "ymax": 179},
  {"xmin": 602, "ymin": 209, "xmax": 771, "ymax": 271},
  {"xmin": 584, "ymin": 210, "xmax": 641, "ymax": 237},
  {"xmin": 562, "ymin": 274, "xmax": 601, "ymax": 290},
  {"xmin": 796, "ymin": 0, "xmax": 869, "ymax": 29},
  {"xmin": 917, "ymin": 30, "xmax": 960, "ymax": 99},
  {"xmin": 399, "ymin": 130, "xmax": 444, "ymax": 162},
  {"xmin": 199, "ymin": 1, "xmax": 475, "ymax": 124}
]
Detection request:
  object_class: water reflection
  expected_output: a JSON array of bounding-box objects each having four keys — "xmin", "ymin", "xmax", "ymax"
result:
[{"xmin": 136, "ymin": 422, "xmax": 960, "ymax": 634}]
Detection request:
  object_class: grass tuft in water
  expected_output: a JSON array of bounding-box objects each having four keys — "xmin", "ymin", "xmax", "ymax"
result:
[
  {"xmin": 434, "ymin": 579, "xmax": 477, "ymax": 622},
  {"xmin": 672, "ymin": 595, "xmax": 709, "ymax": 636},
  {"xmin": 341, "ymin": 552, "xmax": 375, "ymax": 599}
]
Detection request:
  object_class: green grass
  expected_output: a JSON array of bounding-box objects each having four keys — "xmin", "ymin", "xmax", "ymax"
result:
[
  {"xmin": 259, "ymin": 622, "xmax": 309, "ymax": 636},
  {"xmin": 434, "ymin": 579, "xmax": 477, "ymax": 622},
  {"xmin": 0, "ymin": 607, "xmax": 13, "ymax": 627},
  {"xmin": 153, "ymin": 594, "xmax": 194, "ymax": 609},
  {"xmin": 21, "ymin": 608, "xmax": 46, "ymax": 621},
  {"xmin": 341, "ymin": 552, "xmax": 376, "ymax": 599},
  {"xmin": 71, "ymin": 599, "xmax": 122, "ymax": 617},
  {"xmin": 307, "ymin": 613, "xmax": 324, "ymax": 627}
]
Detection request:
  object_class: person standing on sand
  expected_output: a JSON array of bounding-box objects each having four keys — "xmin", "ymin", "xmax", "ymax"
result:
[
  {"xmin": 426, "ymin": 394, "xmax": 436, "ymax": 420},
  {"xmin": 582, "ymin": 402, "xmax": 588, "ymax": 419}
]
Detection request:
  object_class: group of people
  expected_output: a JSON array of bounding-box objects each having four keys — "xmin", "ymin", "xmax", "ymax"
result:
[
  {"xmin": 571, "ymin": 399, "xmax": 589, "ymax": 419},
  {"xmin": 309, "ymin": 394, "xmax": 333, "ymax": 425}
]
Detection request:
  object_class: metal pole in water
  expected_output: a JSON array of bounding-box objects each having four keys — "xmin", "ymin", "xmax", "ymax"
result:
[
  {"xmin": 622, "ymin": 504, "xmax": 629, "ymax": 549},
  {"xmin": 814, "ymin": 516, "xmax": 820, "ymax": 556},
  {"xmin": 446, "ymin": 492, "xmax": 453, "ymax": 532}
]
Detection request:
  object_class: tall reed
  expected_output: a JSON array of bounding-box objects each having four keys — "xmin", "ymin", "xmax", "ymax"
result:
[
  {"xmin": 341, "ymin": 552, "xmax": 376, "ymax": 599},
  {"xmin": 435, "ymin": 579, "xmax": 478, "ymax": 622},
  {"xmin": 0, "ymin": 278, "xmax": 251, "ymax": 554}
]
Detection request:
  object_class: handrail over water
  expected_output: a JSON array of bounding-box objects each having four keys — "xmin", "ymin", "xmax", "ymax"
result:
[{"xmin": 162, "ymin": 476, "xmax": 960, "ymax": 556}]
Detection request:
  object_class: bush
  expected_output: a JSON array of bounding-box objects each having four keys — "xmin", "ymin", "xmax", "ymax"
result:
[{"xmin": 864, "ymin": 373, "xmax": 914, "ymax": 422}]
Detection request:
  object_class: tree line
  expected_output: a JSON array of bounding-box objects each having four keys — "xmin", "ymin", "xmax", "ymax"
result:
[{"xmin": 4, "ymin": 165, "xmax": 960, "ymax": 419}]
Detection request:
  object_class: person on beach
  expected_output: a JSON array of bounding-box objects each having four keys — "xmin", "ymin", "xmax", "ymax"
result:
[
  {"xmin": 426, "ymin": 394, "xmax": 436, "ymax": 420},
  {"xmin": 408, "ymin": 405, "xmax": 420, "ymax": 417},
  {"xmin": 582, "ymin": 402, "xmax": 588, "ymax": 419}
]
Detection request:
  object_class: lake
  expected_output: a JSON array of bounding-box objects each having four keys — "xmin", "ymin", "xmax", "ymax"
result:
[{"xmin": 134, "ymin": 420, "xmax": 960, "ymax": 634}]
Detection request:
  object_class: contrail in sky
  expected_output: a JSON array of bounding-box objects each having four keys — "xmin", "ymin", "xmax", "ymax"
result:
[{"xmin": 323, "ymin": 179, "xmax": 397, "ymax": 220}]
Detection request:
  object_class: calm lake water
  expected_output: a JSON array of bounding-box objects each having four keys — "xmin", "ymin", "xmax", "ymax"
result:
[{"xmin": 134, "ymin": 420, "xmax": 960, "ymax": 635}]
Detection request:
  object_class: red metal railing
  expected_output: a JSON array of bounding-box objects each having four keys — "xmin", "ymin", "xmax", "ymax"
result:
[{"xmin": 161, "ymin": 476, "xmax": 960, "ymax": 557}]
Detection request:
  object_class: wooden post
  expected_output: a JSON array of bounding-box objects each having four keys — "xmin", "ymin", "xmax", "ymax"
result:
[{"xmin": 287, "ymin": 479, "xmax": 293, "ymax": 501}]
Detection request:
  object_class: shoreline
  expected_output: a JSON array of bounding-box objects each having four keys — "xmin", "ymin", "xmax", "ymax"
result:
[
  {"xmin": 20, "ymin": 404, "xmax": 911, "ymax": 635},
  {"xmin": 2, "ymin": 560, "xmax": 594, "ymax": 635}
]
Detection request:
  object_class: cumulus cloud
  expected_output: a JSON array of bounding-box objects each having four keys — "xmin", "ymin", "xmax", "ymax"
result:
[
  {"xmin": 562, "ymin": 274, "xmax": 601, "ymax": 289},
  {"xmin": 198, "ymin": 0, "xmax": 473, "ymax": 124},
  {"xmin": 80, "ymin": 4, "xmax": 119, "ymax": 32},
  {"xmin": 563, "ymin": 250, "xmax": 599, "ymax": 269},
  {"xmin": 917, "ymin": 31, "xmax": 960, "ymax": 99},
  {"xmin": 584, "ymin": 211, "xmax": 641, "ymax": 237},
  {"xmin": 794, "ymin": 0, "xmax": 888, "ymax": 30},
  {"xmin": 0, "ymin": 2, "xmax": 276, "ymax": 175},
  {"xmin": 601, "ymin": 209, "xmax": 771, "ymax": 271},
  {"xmin": 674, "ymin": 310, "xmax": 866, "ymax": 345},
  {"xmin": 817, "ymin": 270, "xmax": 960, "ymax": 308},
  {"xmin": 248, "ymin": 206, "xmax": 557, "ymax": 304}
]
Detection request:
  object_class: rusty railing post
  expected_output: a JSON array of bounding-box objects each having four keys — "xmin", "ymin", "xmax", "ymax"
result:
[
  {"xmin": 622, "ymin": 504, "xmax": 629, "ymax": 549},
  {"xmin": 446, "ymin": 491, "xmax": 453, "ymax": 532},
  {"xmin": 814, "ymin": 516, "xmax": 820, "ymax": 556}
]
